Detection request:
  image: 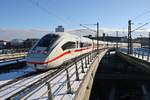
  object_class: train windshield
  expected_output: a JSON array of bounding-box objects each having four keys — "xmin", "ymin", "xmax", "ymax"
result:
[{"xmin": 36, "ymin": 34, "xmax": 59, "ymax": 47}]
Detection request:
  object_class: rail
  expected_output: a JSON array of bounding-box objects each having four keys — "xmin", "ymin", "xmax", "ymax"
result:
[
  {"xmin": 6, "ymin": 49, "xmax": 104, "ymax": 100},
  {"xmin": 119, "ymin": 48, "xmax": 150, "ymax": 62},
  {"xmin": 0, "ymin": 52, "xmax": 26, "ymax": 62}
]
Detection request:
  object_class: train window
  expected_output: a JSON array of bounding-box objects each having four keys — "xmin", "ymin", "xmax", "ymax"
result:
[
  {"xmin": 80, "ymin": 42, "xmax": 91, "ymax": 47},
  {"xmin": 62, "ymin": 42, "xmax": 76, "ymax": 50},
  {"xmin": 37, "ymin": 34, "xmax": 59, "ymax": 47}
]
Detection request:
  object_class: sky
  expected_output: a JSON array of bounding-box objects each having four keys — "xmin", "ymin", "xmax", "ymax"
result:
[{"xmin": 0, "ymin": 0, "xmax": 150, "ymax": 40}]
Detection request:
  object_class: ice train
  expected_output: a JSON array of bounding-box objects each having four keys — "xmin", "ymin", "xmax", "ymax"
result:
[{"xmin": 26, "ymin": 32, "xmax": 114, "ymax": 70}]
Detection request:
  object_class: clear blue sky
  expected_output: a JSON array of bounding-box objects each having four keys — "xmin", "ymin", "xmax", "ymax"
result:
[{"xmin": 0, "ymin": 0, "xmax": 150, "ymax": 30}]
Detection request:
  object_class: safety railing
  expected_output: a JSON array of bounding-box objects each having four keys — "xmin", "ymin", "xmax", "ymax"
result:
[
  {"xmin": 8, "ymin": 49, "xmax": 101, "ymax": 100},
  {"xmin": 119, "ymin": 48, "xmax": 150, "ymax": 62},
  {"xmin": 133, "ymin": 51, "xmax": 150, "ymax": 62}
]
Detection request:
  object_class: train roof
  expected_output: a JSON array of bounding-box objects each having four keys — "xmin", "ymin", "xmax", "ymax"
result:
[{"xmin": 47, "ymin": 32, "xmax": 92, "ymax": 42}]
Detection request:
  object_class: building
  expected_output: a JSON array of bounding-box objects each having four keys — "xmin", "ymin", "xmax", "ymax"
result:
[
  {"xmin": 23, "ymin": 38, "xmax": 38, "ymax": 48},
  {"xmin": 55, "ymin": 25, "xmax": 64, "ymax": 32},
  {"xmin": 133, "ymin": 37, "xmax": 149, "ymax": 48},
  {"xmin": 0, "ymin": 40, "xmax": 7, "ymax": 49},
  {"xmin": 10, "ymin": 39, "xmax": 24, "ymax": 47}
]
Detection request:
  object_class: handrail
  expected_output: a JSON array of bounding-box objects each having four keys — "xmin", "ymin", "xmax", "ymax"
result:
[{"xmin": 7, "ymin": 49, "xmax": 105, "ymax": 100}]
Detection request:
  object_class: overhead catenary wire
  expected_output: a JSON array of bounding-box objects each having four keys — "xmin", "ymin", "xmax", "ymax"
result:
[
  {"xmin": 131, "ymin": 23, "xmax": 149, "ymax": 32},
  {"xmin": 131, "ymin": 9, "xmax": 150, "ymax": 21},
  {"xmin": 27, "ymin": 0, "xmax": 72, "ymax": 26},
  {"xmin": 80, "ymin": 24, "xmax": 97, "ymax": 33}
]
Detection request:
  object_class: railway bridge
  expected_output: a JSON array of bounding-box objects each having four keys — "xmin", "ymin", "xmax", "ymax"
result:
[{"xmin": 0, "ymin": 47, "xmax": 149, "ymax": 100}]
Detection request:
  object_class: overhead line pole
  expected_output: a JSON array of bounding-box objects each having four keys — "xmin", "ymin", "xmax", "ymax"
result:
[
  {"xmin": 127, "ymin": 20, "xmax": 148, "ymax": 54},
  {"xmin": 97, "ymin": 22, "xmax": 99, "ymax": 52},
  {"xmin": 128, "ymin": 20, "xmax": 132, "ymax": 54},
  {"xmin": 116, "ymin": 31, "xmax": 118, "ymax": 49}
]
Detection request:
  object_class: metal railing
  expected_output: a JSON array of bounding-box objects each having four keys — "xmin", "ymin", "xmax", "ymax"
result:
[
  {"xmin": 133, "ymin": 51, "xmax": 150, "ymax": 62},
  {"xmin": 8, "ymin": 49, "xmax": 100, "ymax": 100},
  {"xmin": 119, "ymin": 48, "xmax": 150, "ymax": 62}
]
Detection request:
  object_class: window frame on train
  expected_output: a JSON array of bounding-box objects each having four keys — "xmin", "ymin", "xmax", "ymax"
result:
[
  {"xmin": 61, "ymin": 41, "xmax": 76, "ymax": 51},
  {"xmin": 36, "ymin": 34, "xmax": 59, "ymax": 48}
]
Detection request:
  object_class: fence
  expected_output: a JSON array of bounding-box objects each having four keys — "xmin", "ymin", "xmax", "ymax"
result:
[
  {"xmin": 9, "ymin": 50, "xmax": 101, "ymax": 100},
  {"xmin": 119, "ymin": 48, "xmax": 150, "ymax": 62}
]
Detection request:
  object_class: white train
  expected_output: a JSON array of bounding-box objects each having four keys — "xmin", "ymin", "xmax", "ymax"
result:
[{"xmin": 26, "ymin": 32, "xmax": 113, "ymax": 70}]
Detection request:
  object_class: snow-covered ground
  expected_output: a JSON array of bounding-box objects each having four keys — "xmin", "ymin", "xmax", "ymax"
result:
[
  {"xmin": 0, "ymin": 67, "xmax": 55, "ymax": 99},
  {"xmin": 0, "ymin": 66, "xmax": 34, "ymax": 86}
]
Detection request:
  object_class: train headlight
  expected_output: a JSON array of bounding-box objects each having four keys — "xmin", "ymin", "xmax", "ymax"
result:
[{"xmin": 43, "ymin": 64, "xmax": 48, "ymax": 68}]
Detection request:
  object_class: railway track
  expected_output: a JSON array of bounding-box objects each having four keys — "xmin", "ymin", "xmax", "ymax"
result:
[
  {"xmin": 0, "ymin": 71, "xmax": 38, "ymax": 89},
  {"xmin": 0, "ymin": 69, "xmax": 56, "ymax": 99}
]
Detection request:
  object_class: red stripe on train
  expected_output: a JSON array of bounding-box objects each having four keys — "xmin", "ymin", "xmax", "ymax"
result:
[{"xmin": 27, "ymin": 48, "xmax": 91, "ymax": 64}]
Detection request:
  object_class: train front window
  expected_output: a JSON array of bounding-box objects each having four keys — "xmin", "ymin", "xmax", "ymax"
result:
[{"xmin": 37, "ymin": 34, "xmax": 59, "ymax": 47}]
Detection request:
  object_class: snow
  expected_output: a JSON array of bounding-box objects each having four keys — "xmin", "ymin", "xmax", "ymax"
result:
[
  {"xmin": 0, "ymin": 66, "xmax": 34, "ymax": 86},
  {"xmin": 0, "ymin": 69, "xmax": 55, "ymax": 99}
]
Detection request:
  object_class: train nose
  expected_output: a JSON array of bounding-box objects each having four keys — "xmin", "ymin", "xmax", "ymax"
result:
[{"xmin": 27, "ymin": 62, "xmax": 49, "ymax": 70}]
